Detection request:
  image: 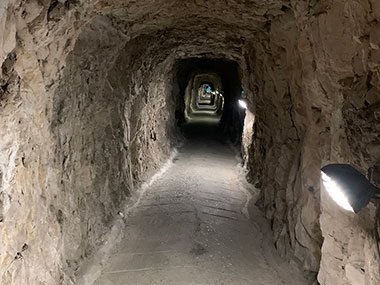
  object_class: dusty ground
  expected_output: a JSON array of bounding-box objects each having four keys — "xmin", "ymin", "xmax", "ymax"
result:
[{"xmin": 93, "ymin": 123, "xmax": 308, "ymax": 285}]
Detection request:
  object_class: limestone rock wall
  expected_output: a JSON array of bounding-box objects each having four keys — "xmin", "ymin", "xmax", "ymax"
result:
[
  {"xmin": 302, "ymin": 1, "xmax": 380, "ymax": 283},
  {"xmin": 242, "ymin": 11, "xmax": 323, "ymax": 279},
  {"xmin": 50, "ymin": 16, "xmax": 131, "ymax": 280},
  {"xmin": 107, "ymin": 34, "xmax": 180, "ymax": 184},
  {"xmin": 242, "ymin": 0, "xmax": 380, "ymax": 283},
  {"xmin": 0, "ymin": 2, "xmax": 180, "ymax": 283},
  {"xmin": 0, "ymin": 1, "xmax": 80, "ymax": 283},
  {"xmin": 50, "ymin": 18, "xmax": 181, "ymax": 280}
]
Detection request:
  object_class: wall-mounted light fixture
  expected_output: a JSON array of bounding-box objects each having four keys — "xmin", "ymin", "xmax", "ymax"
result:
[
  {"xmin": 321, "ymin": 164, "xmax": 380, "ymax": 213},
  {"xmin": 239, "ymin": 90, "xmax": 247, "ymax": 109},
  {"xmin": 238, "ymin": 99, "xmax": 247, "ymax": 109}
]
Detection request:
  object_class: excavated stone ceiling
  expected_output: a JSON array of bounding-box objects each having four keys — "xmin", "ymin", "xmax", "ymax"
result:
[{"xmin": 1, "ymin": 0, "xmax": 290, "ymax": 68}]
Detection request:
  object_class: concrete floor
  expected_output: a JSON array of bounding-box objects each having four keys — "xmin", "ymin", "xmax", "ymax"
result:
[{"xmin": 93, "ymin": 123, "xmax": 308, "ymax": 285}]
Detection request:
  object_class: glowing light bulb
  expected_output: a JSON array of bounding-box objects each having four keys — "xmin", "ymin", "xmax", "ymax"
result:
[
  {"xmin": 239, "ymin": 99, "xmax": 247, "ymax": 109},
  {"xmin": 321, "ymin": 171, "xmax": 354, "ymax": 212}
]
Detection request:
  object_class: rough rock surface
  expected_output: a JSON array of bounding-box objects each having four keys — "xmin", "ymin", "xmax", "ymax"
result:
[
  {"xmin": 0, "ymin": 0, "xmax": 379, "ymax": 284},
  {"xmin": 242, "ymin": 0, "xmax": 380, "ymax": 283}
]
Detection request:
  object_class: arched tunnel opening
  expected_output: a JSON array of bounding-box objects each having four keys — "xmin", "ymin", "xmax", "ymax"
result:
[
  {"xmin": 174, "ymin": 58, "xmax": 245, "ymax": 144},
  {"xmin": 1, "ymin": 1, "xmax": 380, "ymax": 284}
]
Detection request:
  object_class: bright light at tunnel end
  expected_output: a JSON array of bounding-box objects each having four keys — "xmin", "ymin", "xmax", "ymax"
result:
[
  {"xmin": 321, "ymin": 171, "xmax": 354, "ymax": 213},
  {"xmin": 238, "ymin": 99, "xmax": 247, "ymax": 109}
]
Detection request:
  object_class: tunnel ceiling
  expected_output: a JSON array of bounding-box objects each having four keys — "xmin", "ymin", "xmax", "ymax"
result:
[
  {"xmin": 99, "ymin": 0, "xmax": 287, "ymax": 32},
  {"xmin": 5, "ymin": 0, "xmax": 290, "ymax": 72},
  {"xmin": 98, "ymin": 0, "xmax": 288, "ymax": 59}
]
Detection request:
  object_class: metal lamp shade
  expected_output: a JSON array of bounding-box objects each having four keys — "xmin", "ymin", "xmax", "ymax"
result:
[{"xmin": 321, "ymin": 164, "xmax": 375, "ymax": 213}]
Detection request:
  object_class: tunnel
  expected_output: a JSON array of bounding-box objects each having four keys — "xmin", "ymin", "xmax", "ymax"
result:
[
  {"xmin": 0, "ymin": 0, "xmax": 380, "ymax": 284},
  {"xmin": 174, "ymin": 58, "xmax": 244, "ymax": 143}
]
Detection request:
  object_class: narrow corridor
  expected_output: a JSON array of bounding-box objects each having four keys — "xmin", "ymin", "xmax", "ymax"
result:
[
  {"xmin": 93, "ymin": 123, "xmax": 307, "ymax": 284},
  {"xmin": 2, "ymin": 2, "xmax": 380, "ymax": 283}
]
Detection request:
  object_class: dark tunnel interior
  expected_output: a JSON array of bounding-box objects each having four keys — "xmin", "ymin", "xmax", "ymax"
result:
[{"xmin": 173, "ymin": 58, "xmax": 245, "ymax": 144}]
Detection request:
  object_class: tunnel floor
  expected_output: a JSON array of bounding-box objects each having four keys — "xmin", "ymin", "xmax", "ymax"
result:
[{"xmin": 93, "ymin": 123, "xmax": 307, "ymax": 284}]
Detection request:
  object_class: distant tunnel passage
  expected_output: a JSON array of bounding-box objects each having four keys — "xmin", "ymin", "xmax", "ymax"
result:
[{"xmin": 174, "ymin": 58, "xmax": 245, "ymax": 143}]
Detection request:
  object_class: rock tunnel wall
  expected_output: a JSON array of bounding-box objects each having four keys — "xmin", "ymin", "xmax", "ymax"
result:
[
  {"xmin": 50, "ymin": 16, "xmax": 180, "ymax": 281},
  {"xmin": 0, "ymin": 0, "xmax": 380, "ymax": 284},
  {"xmin": 242, "ymin": 0, "xmax": 380, "ymax": 283},
  {"xmin": 242, "ymin": 9, "xmax": 323, "ymax": 278},
  {"xmin": 0, "ymin": 3, "xmax": 180, "ymax": 283}
]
